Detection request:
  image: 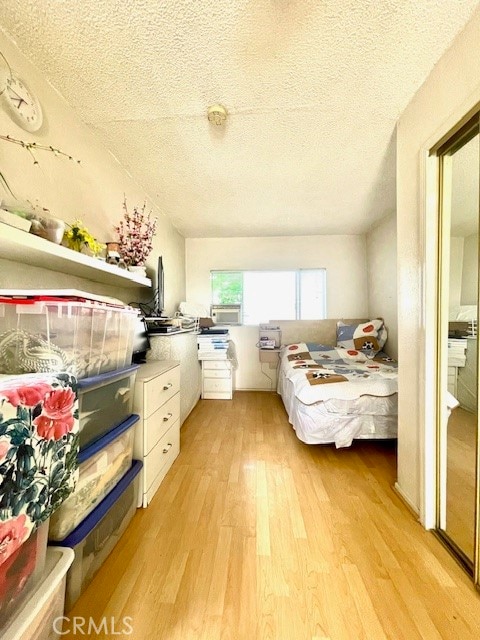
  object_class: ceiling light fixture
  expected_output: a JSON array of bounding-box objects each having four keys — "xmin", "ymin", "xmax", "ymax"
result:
[{"xmin": 207, "ymin": 104, "xmax": 227, "ymax": 126}]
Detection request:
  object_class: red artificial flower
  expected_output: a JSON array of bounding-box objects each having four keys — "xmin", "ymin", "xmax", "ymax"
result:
[
  {"xmin": 0, "ymin": 381, "xmax": 53, "ymax": 408},
  {"xmin": 0, "ymin": 515, "xmax": 30, "ymax": 568}
]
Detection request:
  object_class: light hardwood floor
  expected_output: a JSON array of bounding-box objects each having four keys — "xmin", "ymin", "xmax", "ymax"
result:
[
  {"xmin": 63, "ymin": 392, "xmax": 480, "ymax": 639},
  {"xmin": 445, "ymin": 406, "xmax": 476, "ymax": 559}
]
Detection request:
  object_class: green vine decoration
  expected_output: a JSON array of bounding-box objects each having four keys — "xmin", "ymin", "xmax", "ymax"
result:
[{"xmin": 0, "ymin": 134, "xmax": 80, "ymax": 199}]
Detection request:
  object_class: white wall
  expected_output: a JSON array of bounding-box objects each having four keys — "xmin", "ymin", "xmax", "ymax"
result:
[
  {"xmin": 186, "ymin": 235, "xmax": 368, "ymax": 389},
  {"xmin": 397, "ymin": 6, "xmax": 480, "ymax": 519},
  {"xmin": 0, "ymin": 28, "xmax": 185, "ymax": 311},
  {"xmin": 366, "ymin": 213, "xmax": 398, "ymax": 360}
]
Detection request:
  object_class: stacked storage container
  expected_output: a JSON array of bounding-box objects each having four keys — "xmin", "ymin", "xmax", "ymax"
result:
[
  {"xmin": 42, "ymin": 314, "xmax": 142, "ymax": 611},
  {"xmin": 0, "ymin": 290, "xmax": 143, "ymax": 632},
  {"xmin": 0, "ymin": 292, "xmax": 138, "ymax": 379},
  {"xmin": 0, "ymin": 521, "xmax": 50, "ymax": 634}
]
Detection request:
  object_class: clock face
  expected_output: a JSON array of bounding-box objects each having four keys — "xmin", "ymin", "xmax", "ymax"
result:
[{"xmin": 1, "ymin": 73, "xmax": 43, "ymax": 132}]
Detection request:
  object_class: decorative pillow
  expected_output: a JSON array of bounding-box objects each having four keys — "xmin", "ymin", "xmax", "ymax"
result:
[{"xmin": 336, "ymin": 319, "xmax": 387, "ymax": 354}]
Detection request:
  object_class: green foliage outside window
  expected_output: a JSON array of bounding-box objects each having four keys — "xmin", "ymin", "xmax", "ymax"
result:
[{"xmin": 211, "ymin": 271, "xmax": 242, "ymax": 304}]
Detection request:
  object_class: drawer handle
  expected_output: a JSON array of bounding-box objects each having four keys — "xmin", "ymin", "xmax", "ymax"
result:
[
  {"xmin": 163, "ymin": 443, "xmax": 172, "ymax": 454},
  {"xmin": 163, "ymin": 382, "xmax": 173, "ymax": 391},
  {"xmin": 163, "ymin": 412, "xmax": 173, "ymax": 422}
]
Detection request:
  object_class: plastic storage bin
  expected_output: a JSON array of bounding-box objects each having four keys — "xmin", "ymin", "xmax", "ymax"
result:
[
  {"xmin": 77, "ymin": 365, "xmax": 139, "ymax": 449},
  {"xmin": 0, "ymin": 296, "xmax": 138, "ymax": 379},
  {"xmin": 0, "ymin": 519, "xmax": 49, "ymax": 633},
  {"xmin": 57, "ymin": 461, "xmax": 142, "ymax": 611},
  {"xmin": 49, "ymin": 414, "xmax": 139, "ymax": 542},
  {"xmin": 1, "ymin": 547, "xmax": 74, "ymax": 640}
]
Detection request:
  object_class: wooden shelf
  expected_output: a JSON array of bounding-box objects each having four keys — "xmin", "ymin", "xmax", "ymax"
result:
[{"xmin": 0, "ymin": 223, "xmax": 152, "ymax": 289}]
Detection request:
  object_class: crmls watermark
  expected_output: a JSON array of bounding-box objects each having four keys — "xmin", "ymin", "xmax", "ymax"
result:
[{"xmin": 53, "ymin": 616, "xmax": 134, "ymax": 636}]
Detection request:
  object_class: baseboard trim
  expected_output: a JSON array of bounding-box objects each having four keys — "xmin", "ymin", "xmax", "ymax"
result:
[{"xmin": 394, "ymin": 482, "xmax": 420, "ymax": 520}]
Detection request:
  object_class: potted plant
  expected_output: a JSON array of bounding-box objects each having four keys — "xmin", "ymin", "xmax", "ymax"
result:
[{"xmin": 114, "ymin": 197, "xmax": 157, "ymax": 277}]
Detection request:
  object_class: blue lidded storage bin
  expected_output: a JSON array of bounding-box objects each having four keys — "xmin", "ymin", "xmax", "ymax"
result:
[
  {"xmin": 77, "ymin": 364, "xmax": 139, "ymax": 450},
  {"xmin": 49, "ymin": 414, "xmax": 140, "ymax": 542},
  {"xmin": 55, "ymin": 460, "xmax": 142, "ymax": 611}
]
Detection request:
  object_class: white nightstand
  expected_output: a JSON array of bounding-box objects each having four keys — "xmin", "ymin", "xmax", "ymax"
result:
[{"xmin": 201, "ymin": 360, "xmax": 233, "ymax": 399}]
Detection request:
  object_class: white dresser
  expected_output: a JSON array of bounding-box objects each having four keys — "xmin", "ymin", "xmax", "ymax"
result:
[
  {"xmin": 201, "ymin": 360, "xmax": 233, "ymax": 399},
  {"xmin": 133, "ymin": 360, "xmax": 181, "ymax": 507},
  {"xmin": 457, "ymin": 337, "xmax": 477, "ymax": 413},
  {"xmin": 447, "ymin": 338, "xmax": 468, "ymax": 396}
]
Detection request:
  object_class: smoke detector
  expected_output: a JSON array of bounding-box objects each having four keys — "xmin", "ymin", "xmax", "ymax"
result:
[{"xmin": 207, "ymin": 104, "xmax": 228, "ymax": 126}]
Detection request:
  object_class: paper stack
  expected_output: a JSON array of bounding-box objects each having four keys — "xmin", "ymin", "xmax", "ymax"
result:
[{"xmin": 197, "ymin": 333, "xmax": 230, "ymax": 360}]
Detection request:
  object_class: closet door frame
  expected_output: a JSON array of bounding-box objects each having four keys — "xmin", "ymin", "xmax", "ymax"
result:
[{"xmin": 434, "ymin": 113, "xmax": 480, "ymax": 584}]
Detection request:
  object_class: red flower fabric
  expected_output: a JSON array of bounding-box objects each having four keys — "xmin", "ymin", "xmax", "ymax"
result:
[
  {"xmin": 42, "ymin": 387, "xmax": 75, "ymax": 420},
  {"xmin": 0, "ymin": 438, "xmax": 9, "ymax": 462},
  {"xmin": 33, "ymin": 414, "xmax": 75, "ymax": 440},
  {"xmin": 33, "ymin": 387, "xmax": 76, "ymax": 440},
  {"xmin": 0, "ymin": 515, "xmax": 30, "ymax": 568},
  {"xmin": 0, "ymin": 525, "xmax": 38, "ymax": 612},
  {"xmin": 0, "ymin": 381, "xmax": 53, "ymax": 408}
]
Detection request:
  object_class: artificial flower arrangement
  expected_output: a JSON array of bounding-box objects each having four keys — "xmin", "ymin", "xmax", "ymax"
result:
[
  {"xmin": 114, "ymin": 197, "xmax": 157, "ymax": 266},
  {"xmin": 63, "ymin": 219, "xmax": 105, "ymax": 256}
]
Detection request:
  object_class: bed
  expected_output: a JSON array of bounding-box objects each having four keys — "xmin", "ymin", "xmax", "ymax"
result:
[{"xmin": 276, "ymin": 319, "xmax": 398, "ymax": 448}]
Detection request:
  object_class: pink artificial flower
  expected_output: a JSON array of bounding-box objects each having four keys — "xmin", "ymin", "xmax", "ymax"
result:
[
  {"xmin": 0, "ymin": 515, "xmax": 30, "ymax": 568},
  {"xmin": 0, "ymin": 380, "xmax": 53, "ymax": 408}
]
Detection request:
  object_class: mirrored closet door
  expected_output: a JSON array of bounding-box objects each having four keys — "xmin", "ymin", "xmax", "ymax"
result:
[{"xmin": 437, "ymin": 116, "xmax": 479, "ymax": 579}]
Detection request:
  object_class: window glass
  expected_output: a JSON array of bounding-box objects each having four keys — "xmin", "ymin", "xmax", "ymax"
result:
[
  {"xmin": 300, "ymin": 269, "xmax": 327, "ymax": 320},
  {"xmin": 211, "ymin": 269, "xmax": 326, "ymax": 324},
  {"xmin": 243, "ymin": 271, "xmax": 296, "ymax": 324}
]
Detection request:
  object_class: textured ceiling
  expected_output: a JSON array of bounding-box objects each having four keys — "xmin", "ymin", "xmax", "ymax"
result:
[{"xmin": 0, "ymin": 0, "xmax": 479, "ymax": 237}]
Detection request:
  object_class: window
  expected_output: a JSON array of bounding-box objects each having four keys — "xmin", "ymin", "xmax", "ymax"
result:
[{"xmin": 211, "ymin": 269, "xmax": 327, "ymax": 325}]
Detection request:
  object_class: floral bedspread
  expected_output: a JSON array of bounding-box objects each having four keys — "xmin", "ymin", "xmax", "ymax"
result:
[
  {"xmin": 280, "ymin": 343, "xmax": 398, "ymax": 405},
  {"xmin": 0, "ymin": 372, "xmax": 79, "ymax": 569}
]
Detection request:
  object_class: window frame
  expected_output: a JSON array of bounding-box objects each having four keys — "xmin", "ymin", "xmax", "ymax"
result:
[{"xmin": 210, "ymin": 268, "xmax": 327, "ymax": 325}]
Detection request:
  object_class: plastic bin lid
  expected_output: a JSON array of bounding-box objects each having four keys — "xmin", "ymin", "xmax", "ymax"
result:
[
  {"xmin": 55, "ymin": 460, "xmax": 142, "ymax": 548},
  {"xmin": 77, "ymin": 414, "xmax": 139, "ymax": 464},
  {"xmin": 0, "ymin": 289, "xmax": 134, "ymax": 307},
  {"xmin": 77, "ymin": 364, "xmax": 140, "ymax": 391}
]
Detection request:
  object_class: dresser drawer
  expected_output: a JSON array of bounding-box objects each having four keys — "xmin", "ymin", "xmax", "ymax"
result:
[
  {"xmin": 144, "ymin": 366, "xmax": 180, "ymax": 418},
  {"xmin": 203, "ymin": 377, "xmax": 232, "ymax": 393},
  {"xmin": 202, "ymin": 360, "xmax": 231, "ymax": 370},
  {"xmin": 144, "ymin": 392, "xmax": 180, "ymax": 454},
  {"xmin": 203, "ymin": 368, "xmax": 231, "ymax": 379},
  {"xmin": 144, "ymin": 421, "xmax": 180, "ymax": 491}
]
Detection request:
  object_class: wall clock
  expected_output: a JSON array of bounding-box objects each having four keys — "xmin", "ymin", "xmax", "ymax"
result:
[{"xmin": 0, "ymin": 71, "xmax": 43, "ymax": 132}]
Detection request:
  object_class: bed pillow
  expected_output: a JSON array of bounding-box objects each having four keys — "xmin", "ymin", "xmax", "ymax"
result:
[{"xmin": 336, "ymin": 319, "xmax": 387, "ymax": 354}]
